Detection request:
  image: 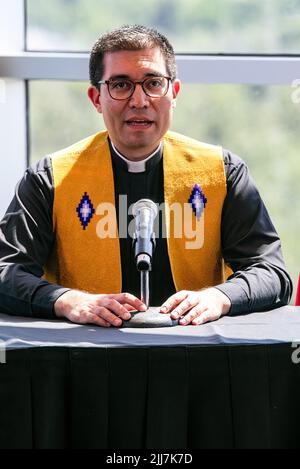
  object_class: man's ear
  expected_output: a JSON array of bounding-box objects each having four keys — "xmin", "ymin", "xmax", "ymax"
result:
[
  {"xmin": 172, "ymin": 79, "xmax": 181, "ymax": 107},
  {"xmin": 87, "ymin": 85, "xmax": 102, "ymax": 113}
]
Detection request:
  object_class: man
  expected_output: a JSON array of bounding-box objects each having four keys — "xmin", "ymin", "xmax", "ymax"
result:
[{"xmin": 0, "ymin": 25, "xmax": 292, "ymax": 327}]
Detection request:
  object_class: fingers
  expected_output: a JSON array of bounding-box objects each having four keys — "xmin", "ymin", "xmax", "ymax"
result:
[
  {"xmin": 108, "ymin": 293, "xmax": 147, "ymax": 312},
  {"xmin": 176, "ymin": 304, "xmax": 221, "ymax": 326},
  {"xmin": 93, "ymin": 293, "xmax": 146, "ymax": 327},
  {"xmin": 160, "ymin": 290, "xmax": 189, "ymax": 314},
  {"xmin": 122, "ymin": 303, "xmax": 137, "ymax": 312},
  {"xmin": 61, "ymin": 291, "xmax": 145, "ymax": 328},
  {"xmin": 70, "ymin": 302, "xmax": 130, "ymax": 328},
  {"xmin": 68, "ymin": 309, "xmax": 111, "ymax": 328},
  {"xmin": 179, "ymin": 306, "xmax": 213, "ymax": 325},
  {"xmin": 159, "ymin": 289, "xmax": 226, "ymax": 326},
  {"xmin": 168, "ymin": 295, "xmax": 200, "ymax": 320},
  {"xmin": 93, "ymin": 298, "xmax": 132, "ymax": 327},
  {"xmin": 191, "ymin": 310, "xmax": 216, "ymax": 325},
  {"xmin": 82, "ymin": 293, "xmax": 146, "ymax": 327}
]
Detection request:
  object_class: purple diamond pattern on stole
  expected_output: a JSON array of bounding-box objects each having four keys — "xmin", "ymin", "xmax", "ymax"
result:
[
  {"xmin": 76, "ymin": 192, "xmax": 95, "ymax": 230},
  {"xmin": 188, "ymin": 184, "xmax": 207, "ymax": 221}
]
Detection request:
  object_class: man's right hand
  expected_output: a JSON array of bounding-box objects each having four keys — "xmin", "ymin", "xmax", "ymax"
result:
[{"xmin": 54, "ymin": 290, "xmax": 147, "ymax": 327}]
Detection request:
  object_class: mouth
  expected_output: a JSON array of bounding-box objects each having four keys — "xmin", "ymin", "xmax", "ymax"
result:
[{"xmin": 125, "ymin": 119, "xmax": 154, "ymax": 129}]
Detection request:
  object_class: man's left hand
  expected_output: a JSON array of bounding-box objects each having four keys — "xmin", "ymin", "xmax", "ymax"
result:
[{"xmin": 160, "ymin": 288, "xmax": 231, "ymax": 325}]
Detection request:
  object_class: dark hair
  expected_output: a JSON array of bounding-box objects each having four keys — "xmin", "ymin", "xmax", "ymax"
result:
[{"xmin": 89, "ymin": 24, "xmax": 177, "ymax": 87}]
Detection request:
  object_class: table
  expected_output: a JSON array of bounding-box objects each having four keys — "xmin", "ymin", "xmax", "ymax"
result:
[{"xmin": 1, "ymin": 306, "xmax": 300, "ymax": 449}]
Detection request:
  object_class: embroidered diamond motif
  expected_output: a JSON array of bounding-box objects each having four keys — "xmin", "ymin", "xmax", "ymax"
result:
[
  {"xmin": 76, "ymin": 192, "xmax": 95, "ymax": 230},
  {"xmin": 188, "ymin": 184, "xmax": 207, "ymax": 221}
]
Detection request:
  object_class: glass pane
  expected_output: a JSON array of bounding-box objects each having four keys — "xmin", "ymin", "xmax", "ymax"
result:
[
  {"xmin": 26, "ymin": 0, "xmax": 300, "ymax": 53},
  {"xmin": 29, "ymin": 81, "xmax": 103, "ymax": 161},
  {"xmin": 29, "ymin": 81, "xmax": 300, "ymax": 295}
]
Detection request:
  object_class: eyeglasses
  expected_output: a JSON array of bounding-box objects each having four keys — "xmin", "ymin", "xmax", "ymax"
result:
[{"xmin": 98, "ymin": 76, "xmax": 172, "ymax": 100}]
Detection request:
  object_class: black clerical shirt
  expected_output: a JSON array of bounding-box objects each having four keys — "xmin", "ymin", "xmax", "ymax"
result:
[
  {"xmin": 0, "ymin": 140, "xmax": 292, "ymax": 318},
  {"xmin": 110, "ymin": 141, "xmax": 175, "ymax": 307}
]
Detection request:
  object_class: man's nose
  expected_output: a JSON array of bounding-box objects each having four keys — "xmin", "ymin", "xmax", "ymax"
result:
[{"xmin": 129, "ymin": 83, "xmax": 150, "ymax": 108}]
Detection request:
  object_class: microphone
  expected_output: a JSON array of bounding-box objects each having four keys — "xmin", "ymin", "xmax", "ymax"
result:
[{"xmin": 132, "ymin": 199, "xmax": 158, "ymax": 271}]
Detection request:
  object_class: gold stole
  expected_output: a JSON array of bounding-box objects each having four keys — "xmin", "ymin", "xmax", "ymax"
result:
[{"xmin": 44, "ymin": 130, "xmax": 230, "ymax": 294}]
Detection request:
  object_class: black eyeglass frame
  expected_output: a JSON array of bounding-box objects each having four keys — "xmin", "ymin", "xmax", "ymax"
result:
[{"xmin": 97, "ymin": 76, "xmax": 173, "ymax": 100}]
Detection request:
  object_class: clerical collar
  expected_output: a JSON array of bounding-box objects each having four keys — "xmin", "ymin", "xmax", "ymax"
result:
[{"xmin": 110, "ymin": 139, "xmax": 162, "ymax": 173}]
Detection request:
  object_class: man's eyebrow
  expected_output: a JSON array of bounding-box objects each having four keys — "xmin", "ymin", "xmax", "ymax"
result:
[
  {"xmin": 108, "ymin": 72, "xmax": 166, "ymax": 80},
  {"xmin": 108, "ymin": 74, "xmax": 130, "ymax": 80}
]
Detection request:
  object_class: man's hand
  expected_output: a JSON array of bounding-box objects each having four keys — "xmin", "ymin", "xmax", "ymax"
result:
[
  {"xmin": 54, "ymin": 290, "xmax": 147, "ymax": 327},
  {"xmin": 160, "ymin": 288, "xmax": 231, "ymax": 325}
]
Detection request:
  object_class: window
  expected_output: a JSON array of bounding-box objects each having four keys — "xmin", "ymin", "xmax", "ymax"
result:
[{"xmin": 26, "ymin": 0, "xmax": 300, "ymax": 53}]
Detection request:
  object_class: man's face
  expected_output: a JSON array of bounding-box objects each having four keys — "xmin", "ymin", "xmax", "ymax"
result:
[{"xmin": 88, "ymin": 47, "xmax": 180, "ymax": 161}]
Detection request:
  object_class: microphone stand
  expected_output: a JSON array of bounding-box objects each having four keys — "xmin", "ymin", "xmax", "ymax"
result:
[
  {"xmin": 122, "ymin": 203, "xmax": 178, "ymax": 328},
  {"xmin": 141, "ymin": 270, "xmax": 149, "ymax": 308},
  {"xmin": 141, "ymin": 271, "xmax": 149, "ymax": 308},
  {"xmin": 135, "ymin": 234, "xmax": 156, "ymax": 309}
]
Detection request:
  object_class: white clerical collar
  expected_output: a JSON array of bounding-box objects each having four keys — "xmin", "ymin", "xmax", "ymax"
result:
[{"xmin": 110, "ymin": 141, "xmax": 162, "ymax": 173}]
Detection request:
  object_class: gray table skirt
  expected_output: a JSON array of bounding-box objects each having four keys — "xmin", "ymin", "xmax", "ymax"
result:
[{"xmin": 0, "ymin": 306, "xmax": 300, "ymax": 349}]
